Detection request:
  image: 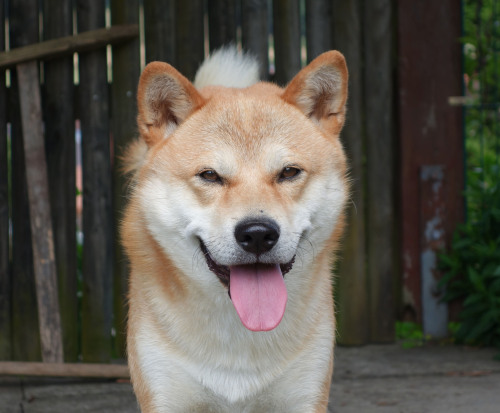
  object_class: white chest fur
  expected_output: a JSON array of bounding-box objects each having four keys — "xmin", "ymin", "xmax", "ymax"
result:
[{"xmin": 132, "ymin": 267, "xmax": 334, "ymax": 412}]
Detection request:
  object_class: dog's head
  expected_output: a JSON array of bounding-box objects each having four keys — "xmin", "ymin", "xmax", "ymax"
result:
[{"xmin": 125, "ymin": 51, "xmax": 349, "ymax": 332}]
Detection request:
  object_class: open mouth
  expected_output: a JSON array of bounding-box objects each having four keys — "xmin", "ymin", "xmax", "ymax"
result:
[
  {"xmin": 199, "ymin": 239, "xmax": 295, "ymax": 288},
  {"xmin": 199, "ymin": 238, "xmax": 295, "ymax": 332}
]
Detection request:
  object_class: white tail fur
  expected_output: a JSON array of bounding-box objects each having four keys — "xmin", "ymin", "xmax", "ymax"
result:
[{"xmin": 194, "ymin": 46, "xmax": 260, "ymax": 89}]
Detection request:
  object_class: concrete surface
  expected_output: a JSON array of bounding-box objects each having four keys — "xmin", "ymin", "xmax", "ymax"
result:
[
  {"xmin": 1, "ymin": 344, "xmax": 499, "ymax": 412},
  {"xmin": 328, "ymin": 344, "xmax": 500, "ymax": 413}
]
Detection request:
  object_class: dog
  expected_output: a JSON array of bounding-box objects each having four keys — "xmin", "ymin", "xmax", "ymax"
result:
[{"xmin": 122, "ymin": 47, "xmax": 349, "ymax": 412}]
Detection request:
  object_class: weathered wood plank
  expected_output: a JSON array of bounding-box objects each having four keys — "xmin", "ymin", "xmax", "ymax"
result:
[
  {"xmin": 305, "ymin": 0, "xmax": 333, "ymax": 61},
  {"xmin": 0, "ymin": 0, "xmax": 10, "ymax": 360},
  {"xmin": 174, "ymin": 0, "xmax": 205, "ymax": 80},
  {"xmin": 208, "ymin": 0, "xmax": 237, "ymax": 50},
  {"xmin": 9, "ymin": 0, "xmax": 42, "ymax": 362},
  {"xmin": 110, "ymin": 0, "xmax": 141, "ymax": 360},
  {"xmin": 0, "ymin": 361, "xmax": 129, "ymax": 378},
  {"xmin": 43, "ymin": 0, "xmax": 79, "ymax": 362},
  {"xmin": 272, "ymin": 0, "xmax": 301, "ymax": 85},
  {"xmin": 0, "ymin": 25, "xmax": 139, "ymax": 69},
  {"xmin": 332, "ymin": 0, "xmax": 369, "ymax": 346},
  {"xmin": 241, "ymin": 0, "xmax": 269, "ymax": 79},
  {"xmin": 17, "ymin": 62, "xmax": 64, "ymax": 363},
  {"xmin": 364, "ymin": 0, "xmax": 396, "ymax": 343},
  {"xmin": 77, "ymin": 0, "xmax": 114, "ymax": 363},
  {"xmin": 143, "ymin": 0, "xmax": 176, "ymax": 64}
]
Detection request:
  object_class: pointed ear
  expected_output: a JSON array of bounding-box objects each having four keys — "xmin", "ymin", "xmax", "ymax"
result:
[
  {"xmin": 282, "ymin": 51, "xmax": 348, "ymax": 136},
  {"xmin": 137, "ymin": 62, "xmax": 205, "ymax": 146}
]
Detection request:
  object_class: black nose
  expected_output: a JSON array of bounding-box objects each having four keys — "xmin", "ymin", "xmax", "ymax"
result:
[{"xmin": 234, "ymin": 219, "xmax": 280, "ymax": 255}]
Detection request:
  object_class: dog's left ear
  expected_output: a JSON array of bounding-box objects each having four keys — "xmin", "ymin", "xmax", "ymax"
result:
[{"xmin": 282, "ymin": 51, "xmax": 348, "ymax": 137}]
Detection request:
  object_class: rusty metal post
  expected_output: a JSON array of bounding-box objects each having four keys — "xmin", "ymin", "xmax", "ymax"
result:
[
  {"xmin": 398, "ymin": 0, "xmax": 464, "ymax": 324},
  {"xmin": 420, "ymin": 165, "xmax": 448, "ymax": 338}
]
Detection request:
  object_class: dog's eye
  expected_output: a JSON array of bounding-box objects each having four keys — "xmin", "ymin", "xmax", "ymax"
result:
[
  {"xmin": 199, "ymin": 169, "xmax": 222, "ymax": 183},
  {"xmin": 279, "ymin": 167, "xmax": 301, "ymax": 181}
]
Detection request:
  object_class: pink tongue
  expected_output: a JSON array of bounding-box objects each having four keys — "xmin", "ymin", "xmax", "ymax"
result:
[{"xmin": 229, "ymin": 264, "xmax": 287, "ymax": 332}]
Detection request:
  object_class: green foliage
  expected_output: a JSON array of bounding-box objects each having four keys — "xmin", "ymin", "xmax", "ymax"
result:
[
  {"xmin": 395, "ymin": 322, "xmax": 459, "ymax": 348},
  {"xmin": 461, "ymin": 0, "xmax": 499, "ymax": 188},
  {"xmin": 439, "ymin": 178, "xmax": 500, "ymax": 351},
  {"xmin": 396, "ymin": 322, "xmax": 426, "ymax": 349},
  {"xmin": 441, "ymin": 0, "xmax": 500, "ymax": 357},
  {"xmin": 462, "ymin": 0, "xmax": 500, "ymax": 104}
]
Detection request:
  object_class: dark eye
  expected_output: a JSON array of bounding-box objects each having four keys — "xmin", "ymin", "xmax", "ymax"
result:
[
  {"xmin": 199, "ymin": 169, "xmax": 222, "ymax": 183},
  {"xmin": 279, "ymin": 166, "xmax": 301, "ymax": 181}
]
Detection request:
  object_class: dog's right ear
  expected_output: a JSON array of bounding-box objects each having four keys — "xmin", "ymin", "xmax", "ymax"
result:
[{"xmin": 137, "ymin": 62, "xmax": 205, "ymax": 146}]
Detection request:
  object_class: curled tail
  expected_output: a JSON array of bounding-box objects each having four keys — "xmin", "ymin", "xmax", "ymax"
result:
[{"xmin": 194, "ymin": 46, "xmax": 260, "ymax": 89}]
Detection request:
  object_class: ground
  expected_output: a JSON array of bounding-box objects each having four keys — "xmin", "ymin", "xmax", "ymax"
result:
[{"xmin": 1, "ymin": 344, "xmax": 499, "ymax": 412}]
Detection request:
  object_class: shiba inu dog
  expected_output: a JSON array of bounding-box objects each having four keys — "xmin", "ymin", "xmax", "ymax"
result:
[{"xmin": 122, "ymin": 47, "xmax": 349, "ymax": 412}]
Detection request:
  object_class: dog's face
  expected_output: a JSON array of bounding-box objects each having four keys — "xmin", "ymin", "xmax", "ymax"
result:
[{"xmin": 130, "ymin": 52, "xmax": 348, "ymax": 331}]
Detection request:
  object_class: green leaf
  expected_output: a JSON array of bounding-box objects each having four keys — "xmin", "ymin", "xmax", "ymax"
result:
[
  {"xmin": 442, "ymin": 289, "xmax": 466, "ymax": 303},
  {"xmin": 468, "ymin": 267, "xmax": 486, "ymax": 293},
  {"xmin": 465, "ymin": 311, "xmax": 498, "ymax": 343},
  {"xmin": 452, "ymin": 237, "xmax": 472, "ymax": 250},
  {"xmin": 463, "ymin": 294, "xmax": 484, "ymax": 308},
  {"xmin": 490, "ymin": 279, "xmax": 500, "ymax": 294},
  {"xmin": 460, "ymin": 301, "xmax": 488, "ymax": 320},
  {"xmin": 439, "ymin": 253, "xmax": 456, "ymax": 269}
]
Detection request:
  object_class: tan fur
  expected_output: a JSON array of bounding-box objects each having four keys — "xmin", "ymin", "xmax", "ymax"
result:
[{"xmin": 122, "ymin": 50, "xmax": 349, "ymax": 412}]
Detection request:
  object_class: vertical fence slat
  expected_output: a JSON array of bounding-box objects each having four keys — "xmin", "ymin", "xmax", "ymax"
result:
[
  {"xmin": 17, "ymin": 61, "xmax": 64, "ymax": 363},
  {"xmin": 208, "ymin": 0, "xmax": 237, "ymax": 51},
  {"xmin": 144, "ymin": 0, "xmax": 176, "ymax": 64},
  {"xmin": 272, "ymin": 0, "xmax": 301, "ymax": 85},
  {"xmin": 43, "ymin": 0, "xmax": 78, "ymax": 362},
  {"xmin": 9, "ymin": 0, "xmax": 42, "ymax": 361},
  {"xmin": 241, "ymin": 0, "xmax": 269, "ymax": 80},
  {"xmin": 305, "ymin": 0, "xmax": 333, "ymax": 61},
  {"xmin": 332, "ymin": 0, "xmax": 369, "ymax": 346},
  {"xmin": 174, "ymin": 0, "xmax": 205, "ymax": 80},
  {"xmin": 0, "ymin": 0, "xmax": 10, "ymax": 360},
  {"xmin": 110, "ymin": 0, "xmax": 141, "ymax": 360},
  {"xmin": 77, "ymin": 0, "xmax": 113, "ymax": 363},
  {"xmin": 364, "ymin": 0, "xmax": 396, "ymax": 343}
]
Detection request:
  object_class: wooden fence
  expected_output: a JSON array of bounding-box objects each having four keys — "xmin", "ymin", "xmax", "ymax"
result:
[{"xmin": 0, "ymin": 0, "xmax": 398, "ymax": 364}]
